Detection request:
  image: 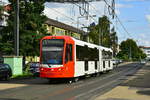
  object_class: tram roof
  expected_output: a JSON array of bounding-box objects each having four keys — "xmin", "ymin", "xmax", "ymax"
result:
[{"xmin": 72, "ymin": 37, "xmax": 112, "ymax": 52}]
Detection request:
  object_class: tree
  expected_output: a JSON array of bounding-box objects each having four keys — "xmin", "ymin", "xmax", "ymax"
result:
[
  {"xmin": 110, "ymin": 27, "xmax": 118, "ymax": 56},
  {"xmin": 117, "ymin": 39, "xmax": 146, "ymax": 61},
  {"xmin": 98, "ymin": 15, "xmax": 111, "ymax": 47},
  {"xmin": 88, "ymin": 16, "xmax": 118, "ymax": 56},
  {"xmin": 88, "ymin": 24, "xmax": 99, "ymax": 44},
  {"xmin": 1, "ymin": 0, "xmax": 48, "ymax": 56},
  {"xmin": 89, "ymin": 16, "xmax": 115, "ymax": 47},
  {"xmin": 0, "ymin": 5, "xmax": 4, "ymax": 19},
  {"xmin": 0, "ymin": 5, "xmax": 14, "ymax": 55}
]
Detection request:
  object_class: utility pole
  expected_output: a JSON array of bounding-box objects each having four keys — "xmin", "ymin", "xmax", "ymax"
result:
[
  {"xmin": 14, "ymin": 0, "xmax": 19, "ymax": 56},
  {"xmin": 98, "ymin": 19, "xmax": 102, "ymax": 46},
  {"xmin": 99, "ymin": 27, "xmax": 101, "ymax": 46},
  {"xmin": 129, "ymin": 46, "xmax": 132, "ymax": 60}
]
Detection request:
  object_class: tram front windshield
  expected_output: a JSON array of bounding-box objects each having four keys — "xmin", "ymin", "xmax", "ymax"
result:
[{"xmin": 42, "ymin": 39, "xmax": 64, "ymax": 65}]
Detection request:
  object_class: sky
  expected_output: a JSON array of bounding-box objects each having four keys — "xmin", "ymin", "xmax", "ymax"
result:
[
  {"xmin": 115, "ymin": 0, "xmax": 150, "ymax": 46},
  {"xmin": 1, "ymin": 0, "xmax": 150, "ymax": 46}
]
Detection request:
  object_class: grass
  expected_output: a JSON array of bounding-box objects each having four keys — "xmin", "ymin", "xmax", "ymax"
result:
[{"xmin": 11, "ymin": 72, "xmax": 33, "ymax": 79}]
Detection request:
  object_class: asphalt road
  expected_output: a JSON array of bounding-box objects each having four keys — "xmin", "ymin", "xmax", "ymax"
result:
[{"xmin": 0, "ymin": 63, "xmax": 144, "ymax": 100}]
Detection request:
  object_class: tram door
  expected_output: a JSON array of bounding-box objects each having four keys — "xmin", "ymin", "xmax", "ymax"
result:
[{"xmin": 65, "ymin": 44, "xmax": 74, "ymax": 77}]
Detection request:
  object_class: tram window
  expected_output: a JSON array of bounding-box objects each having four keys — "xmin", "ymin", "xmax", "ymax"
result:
[
  {"xmin": 69, "ymin": 44, "xmax": 73, "ymax": 61},
  {"xmin": 41, "ymin": 39, "xmax": 64, "ymax": 65},
  {"xmin": 76, "ymin": 45, "xmax": 99, "ymax": 61},
  {"xmin": 103, "ymin": 61, "xmax": 105, "ymax": 68},
  {"xmin": 109, "ymin": 61, "xmax": 110, "ymax": 67},
  {"xmin": 65, "ymin": 44, "xmax": 73, "ymax": 63},
  {"xmin": 102, "ymin": 50, "xmax": 112, "ymax": 59},
  {"xmin": 76, "ymin": 45, "xmax": 83, "ymax": 61}
]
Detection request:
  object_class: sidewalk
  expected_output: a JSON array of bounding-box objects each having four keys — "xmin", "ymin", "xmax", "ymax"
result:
[
  {"xmin": 118, "ymin": 61, "xmax": 133, "ymax": 66},
  {"xmin": 95, "ymin": 62, "xmax": 150, "ymax": 100},
  {"xmin": 0, "ymin": 83, "xmax": 27, "ymax": 91}
]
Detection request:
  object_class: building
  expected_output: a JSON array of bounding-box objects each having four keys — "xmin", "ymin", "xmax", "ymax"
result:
[
  {"xmin": 25, "ymin": 18, "xmax": 87, "ymax": 63},
  {"xmin": 140, "ymin": 46, "xmax": 150, "ymax": 60},
  {"xmin": 45, "ymin": 18, "xmax": 87, "ymax": 40}
]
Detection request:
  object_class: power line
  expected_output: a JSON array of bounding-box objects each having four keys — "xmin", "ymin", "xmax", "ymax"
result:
[
  {"xmin": 45, "ymin": 1, "xmax": 131, "ymax": 39},
  {"xmin": 115, "ymin": 16, "xmax": 132, "ymax": 37},
  {"xmin": 73, "ymin": 3, "xmax": 97, "ymax": 22},
  {"xmin": 45, "ymin": 5, "xmax": 87, "ymax": 28},
  {"xmin": 88, "ymin": 0, "xmax": 132, "ymax": 40},
  {"xmin": 103, "ymin": 0, "xmax": 132, "ymax": 37},
  {"xmin": 88, "ymin": 0, "xmax": 132, "ymax": 38}
]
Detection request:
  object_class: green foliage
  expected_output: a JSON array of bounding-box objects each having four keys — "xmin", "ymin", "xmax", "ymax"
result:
[
  {"xmin": 88, "ymin": 16, "xmax": 118, "ymax": 56},
  {"xmin": 0, "ymin": 5, "xmax": 4, "ymax": 19},
  {"xmin": 88, "ymin": 25, "xmax": 99, "ymax": 44},
  {"xmin": 1, "ymin": 0, "xmax": 48, "ymax": 56},
  {"xmin": 98, "ymin": 16, "xmax": 111, "ymax": 47},
  {"xmin": 117, "ymin": 39, "xmax": 146, "ymax": 61},
  {"xmin": 11, "ymin": 72, "xmax": 33, "ymax": 79}
]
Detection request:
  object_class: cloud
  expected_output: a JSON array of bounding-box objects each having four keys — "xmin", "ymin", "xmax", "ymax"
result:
[
  {"xmin": 146, "ymin": 15, "xmax": 150, "ymax": 23},
  {"xmin": 135, "ymin": 33, "xmax": 150, "ymax": 46},
  {"xmin": 138, "ymin": 39, "xmax": 150, "ymax": 46},
  {"xmin": 115, "ymin": 4, "xmax": 133, "ymax": 8},
  {"xmin": 124, "ymin": 0, "xmax": 149, "ymax": 1},
  {"xmin": 90, "ymin": 2, "xmax": 105, "ymax": 16},
  {"xmin": 44, "ymin": 6, "xmax": 67, "ymax": 20},
  {"xmin": 0, "ymin": 0, "xmax": 9, "ymax": 5},
  {"xmin": 115, "ymin": 3, "xmax": 133, "ymax": 15},
  {"xmin": 115, "ymin": 9, "xmax": 120, "ymax": 15},
  {"xmin": 44, "ymin": 3, "xmax": 77, "ymax": 26},
  {"xmin": 43, "ymin": 2, "xmax": 108, "ymax": 28}
]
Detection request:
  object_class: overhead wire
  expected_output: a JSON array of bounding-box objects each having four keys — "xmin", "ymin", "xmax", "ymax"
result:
[
  {"xmin": 88, "ymin": 0, "xmax": 132, "ymax": 40},
  {"xmin": 103, "ymin": 0, "xmax": 132, "ymax": 37},
  {"xmin": 73, "ymin": 3, "xmax": 97, "ymax": 22},
  {"xmin": 45, "ymin": 0, "xmax": 131, "ymax": 38},
  {"xmin": 45, "ymin": 4, "xmax": 87, "ymax": 28}
]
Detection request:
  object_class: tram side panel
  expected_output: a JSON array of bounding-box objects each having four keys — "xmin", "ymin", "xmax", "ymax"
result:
[
  {"xmin": 106, "ymin": 60, "xmax": 109, "ymax": 71},
  {"xmin": 74, "ymin": 44, "xmax": 85, "ymax": 77},
  {"xmin": 74, "ymin": 44, "xmax": 100, "ymax": 77},
  {"xmin": 74, "ymin": 61, "xmax": 85, "ymax": 77},
  {"xmin": 87, "ymin": 61, "xmax": 95, "ymax": 74},
  {"xmin": 101, "ymin": 49, "xmax": 113, "ymax": 72},
  {"xmin": 110, "ymin": 59, "xmax": 113, "ymax": 70},
  {"xmin": 99, "ymin": 49, "xmax": 103, "ymax": 72}
]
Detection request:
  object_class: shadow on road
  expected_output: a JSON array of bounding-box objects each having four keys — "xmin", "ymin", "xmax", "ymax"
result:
[
  {"xmin": 0, "ymin": 62, "xmax": 144, "ymax": 86},
  {"xmin": 0, "ymin": 77, "xmax": 74, "ymax": 85},
  {"xmin": 120, "ymin": 62, "xmax": 150, "ymax": 96}
]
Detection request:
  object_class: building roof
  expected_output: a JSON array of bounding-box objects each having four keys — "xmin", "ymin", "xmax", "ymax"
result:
[
  {"xmin": 139, "ymin": 46, "xmax": 150, "ymax": 49},
  {"xmin": 45, "ymin": 18, "xmax": 87, "ymax": 35}
]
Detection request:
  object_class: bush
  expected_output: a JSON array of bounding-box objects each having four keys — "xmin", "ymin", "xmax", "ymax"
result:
[{"xmin": 11, "ymin": 72, "xmax": 33, "ymax": 79}]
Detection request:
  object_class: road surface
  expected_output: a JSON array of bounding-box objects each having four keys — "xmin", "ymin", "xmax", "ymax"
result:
[{"xmin": 0, "ymin": 63, "xmax": 143, "ymax": 100}]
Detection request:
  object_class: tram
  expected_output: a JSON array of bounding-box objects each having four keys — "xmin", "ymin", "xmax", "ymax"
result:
[{"xmin": 39, "ymin": 36, "xmax": 113, "ymax": 80}]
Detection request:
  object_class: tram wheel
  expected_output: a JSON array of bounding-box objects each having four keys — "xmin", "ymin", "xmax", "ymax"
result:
[{"xmin": 74, "ymin": 77, "xmax": 79, "ymax": 82}]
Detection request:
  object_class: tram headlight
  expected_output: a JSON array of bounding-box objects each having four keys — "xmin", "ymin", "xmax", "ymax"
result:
[{"xmin": 40, "ymin": 67, "xmax": 44, "ymax": 71}]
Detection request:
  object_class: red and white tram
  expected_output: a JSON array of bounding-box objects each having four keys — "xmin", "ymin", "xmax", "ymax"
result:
[{"xmin": 39, "ymin": 36, "xmax": 113, "ymax": 80}]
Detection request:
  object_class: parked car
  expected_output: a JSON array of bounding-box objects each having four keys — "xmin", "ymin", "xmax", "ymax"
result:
[
  {"xmin": 0, "ymin": 64, "xmax": 12, "ymax": 80},
  {"xmin": 140, "ymin": 60, "xmax": 146, "ymax": 64},
  {"xmin": 29, "ymin": 62, "xmax": 40, "ymax": 76},
  {"xmin": 112, "ymin": 59, "xmax": 123, "ymax": 66},
  {"xmin": 112, "ymin": 59, "xmax": 119, "ymax": 65}
]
